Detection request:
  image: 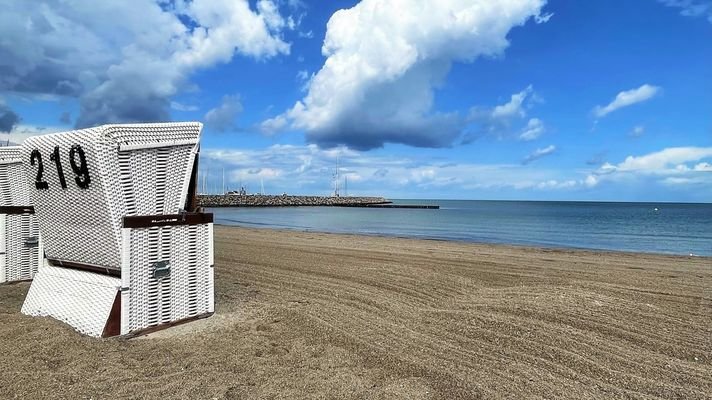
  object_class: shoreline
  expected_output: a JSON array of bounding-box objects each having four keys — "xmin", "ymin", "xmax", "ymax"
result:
[
  {"xmin": 1, "ymin": 225, "xmax": 710, "ymax": 398},
  {"xmin": 213, "ymin": 222, "xmax": 712, "ymax": 259}
]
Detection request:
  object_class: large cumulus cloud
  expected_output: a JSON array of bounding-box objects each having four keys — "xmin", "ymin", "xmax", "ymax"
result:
[
  {"xmin": 0, "ymin": 0, "xmax": 292, "ymax": 128},
  {"xmin": 263, "ymin": 0, "xmax": 548, "ymax": 150}
]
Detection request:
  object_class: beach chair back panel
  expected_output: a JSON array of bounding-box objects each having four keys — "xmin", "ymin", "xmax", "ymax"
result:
[
  {"xmin": 21, "ymin": 123, "xmax": 201, "ymax": 270},
  {"xmin": 0, "ymin": 147, "xmax": 31, "ymax": 206},
  {"xmin": 22, "ymin": 127, "xmax": 123, "ymax": 269}
]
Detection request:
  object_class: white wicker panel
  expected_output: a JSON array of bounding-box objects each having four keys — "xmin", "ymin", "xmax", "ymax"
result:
[
  {"xmin": 0, "ymin": 146, "xmax": 22, "ymax": 162},
  {"xmin": 21, "ymin": 123, "xmax": 201, "ymax": 270},
  {"xmin": 0, "ymin": 146, "xmax": 41, "ymax": 283},
  {"xmin": 0, "ymin": 214, "xmax": 5, "ymax": 282},
  {"xmin": 117, "ymin": 146, "xmax": 195, "ymax": 215},
  {"xmin": 21, "ymin": 265, "xmax": 120, "ymax": 337},
  {"xmin": 0, "ymin": 213, "xmax": 41, "ymax": 282},
  {"xmin": 122, "ymin": 223, "xmax": 213, "ymax": 334},
  {"xmin": 0, "ymin": 147, "xmax": 31, "ymax": 207}
]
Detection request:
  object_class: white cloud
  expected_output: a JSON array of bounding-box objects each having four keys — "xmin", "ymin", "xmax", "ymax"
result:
[
  {"xmin": 263, "ymin": 0, "xmax": 548, "ymax": 149},
  {"xmin": 523, "ymin": 145, "xmax": 556, "ymax": 164},
  {"xmin": 465, "ymin": 85, "xmax": 545, "ymax": 142},
  {"xmin": 536, "ymin": 179, "xmax": 577, "ymax": 189},
  {"xmin": 0, "ymin": 0, "xmax": 291, "ymax": 127},
  {"xmin": 492, "ymin": 85, "xmax": 532, "ymax": 119},
  {"xmin": 584, "ymin": 175, "xmax": 599, "ymax": 188},
  {"xmin": 175, "ymin": 0, "xmax": 290, "ymax": 68},
  {"xmin": 170, "ymin": 101, "xmax": 199, "ymax": 112},
  {"xmin": 295, "ymin": 69, "xmax": 313, "ymax": 92},
  {"xmin": 593, "ymin": 84, "xmax": 660, "ymax": 118},
  {"xmin": 256, "ymin": 0, "xmax": 288, "ymax": 32},
  {"xmin": 694, "ymin": 162, "xmax": 712, "ymax": 171},
  {"xmin": 535, "ymin": 12, "xmax": 554, "ymax": 23},
  {"xmin": 588, "ymin": 146, "xmax": 712, "ymax": 190},
  {"xmin": 204, "ymin": 95, "xmax": 243, "ymax": 132},
  {"xmin": 259, "ymin": 114, "xmax": 289, "ymax": 135},
  {"xmin": 0, "ymin": 123, "xmax": 65, "ymax": 145},
  {"xmin": 615, "ymin": 147, "xmax": 712, "ymax": 172},
  {"xmin": 296, "ymin": 70, "xmax": 309, "ymax": 81},
  {"xmin": 658, "ymin": 0, "xmax": 712, "ymax": 23},
  {"xmin": 201, "ymin": 143, "xmax": 592, "ymax": 195},
  {"xmin": 629, "ymin": 125, "xmax": 645, "ymax": 137},
  {"xmin": 234, "ymin": 167, "xmax": 283, "ymax": 180},
  {"xmin": 518, "ymin": 118, "xmax": 545, "ymax": 141},
  {"xmin": 200, "ymin": 144, "xmax": 712, "ymax": 197}
]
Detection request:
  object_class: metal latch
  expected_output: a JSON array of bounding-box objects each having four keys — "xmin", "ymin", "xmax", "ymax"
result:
[
  {"xmin": 24, "ymin": 237, "xmax": 39, "ymax": 248},
  {"xmin": 151, "ymin": 260, "xmax": 170, "ymax": 279}
]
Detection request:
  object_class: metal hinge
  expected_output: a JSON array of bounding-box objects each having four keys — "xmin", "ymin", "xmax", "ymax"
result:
[
  {"xmin": 151, "ymin": 260, "xmax": 170, "ymax": 279},
  {"xmin": 24, "ymin": 237, "xmax": 39, "ymax": 248}
]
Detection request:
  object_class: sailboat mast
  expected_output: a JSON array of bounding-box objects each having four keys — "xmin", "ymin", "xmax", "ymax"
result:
[{"xmin": 335, "ymin": 153, "xmax": 340, "ymax": 197}]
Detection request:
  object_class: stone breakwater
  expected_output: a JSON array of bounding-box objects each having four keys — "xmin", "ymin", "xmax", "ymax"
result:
[{"xmin": 198, "ymin": 194, "xmax": 391, "ymax": 207}]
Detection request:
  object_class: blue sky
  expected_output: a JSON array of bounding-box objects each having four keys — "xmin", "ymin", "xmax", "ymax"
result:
[{"xmin": 1, "ymin": 0, "xmax": 711, "ymax": 201}]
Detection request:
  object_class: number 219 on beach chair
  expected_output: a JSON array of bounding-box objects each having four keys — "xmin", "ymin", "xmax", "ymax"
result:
[
  {"xmin": 20, "ymin": 122, "xmax": 214, "ymax": 337},
  {"xmin": 0, "ymin": 146, "xmax": 43, "ymax": 284}
]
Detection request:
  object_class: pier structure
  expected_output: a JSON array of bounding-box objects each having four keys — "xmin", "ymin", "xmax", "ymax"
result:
[
  {"xmin": 198, "ymin": 194, "xmax": 391, "ymax": 207},
  {"xmin": 198, "ymin": 194, "xmax": 439, "ymax": 209}
]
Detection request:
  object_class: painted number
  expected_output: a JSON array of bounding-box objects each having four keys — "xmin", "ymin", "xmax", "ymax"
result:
[
  {"xmin": 30, "ymin": 145, "xmax": 91, "ymax": 190},
  {"xmin": 69, "ymin": 145, "xmax": 91, "ymax": 189},
  {"xmin": 30, "ymin": 149, "xmax": 48, "ymax": 190},
  {"xmin": 49, "ymin": 146, "xmax": 67, "ymax": 189}
]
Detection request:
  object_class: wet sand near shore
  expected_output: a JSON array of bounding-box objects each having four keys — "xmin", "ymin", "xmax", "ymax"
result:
[{"xmin": 0, "ymin": 225, "xmax": 710, "ymax": 399}]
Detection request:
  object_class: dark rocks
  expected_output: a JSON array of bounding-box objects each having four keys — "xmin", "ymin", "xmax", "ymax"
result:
[{"xmin": 198, "ymin": 194, "xmax": 391, "ymax": 207}]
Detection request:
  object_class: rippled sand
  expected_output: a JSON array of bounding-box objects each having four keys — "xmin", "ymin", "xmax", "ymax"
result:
[{"xmin": 1, "ymin": 226, "xmax": 710, "ymax": 399}]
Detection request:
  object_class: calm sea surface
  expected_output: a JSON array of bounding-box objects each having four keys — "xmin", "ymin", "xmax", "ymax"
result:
[{"xmin": 209, "ymin": 200, "xmax": 712, "ymax": 256}]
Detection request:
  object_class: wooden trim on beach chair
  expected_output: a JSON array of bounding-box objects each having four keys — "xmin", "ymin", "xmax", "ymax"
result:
[
  {"xmin": 118, "ymin": 312, "xmax": 214, "ymax": 339},
  {"xmin": 186, "ymin": 144, "xmax": 201, "ymax": 212},
  {"xmin": 122, "ymin": 212, "xmax": 213, "ymax": 229},
  {"xmin": 0, "ymin": 206, "xmax": 34, "ymax": 214},
  {"xmin": 46, "ymin": 258, "xmax": 121, "ymax": 277}
]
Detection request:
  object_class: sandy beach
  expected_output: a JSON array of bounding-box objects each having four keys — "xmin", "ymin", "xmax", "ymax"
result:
[{"xmin": 1, "ymin": 225, "xmax": 710, "ymax": 399}]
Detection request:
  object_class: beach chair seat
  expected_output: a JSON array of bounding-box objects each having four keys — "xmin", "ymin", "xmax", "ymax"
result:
[
  {"xmin": 0, "ymin": 146, "xmax": 43, "ymax": 283},
  {"xmin": 20, "ymin": 122, "xmax": 214, "ymax": 337}
]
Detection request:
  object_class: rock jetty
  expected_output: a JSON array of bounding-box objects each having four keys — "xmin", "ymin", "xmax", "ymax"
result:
[{"xmin": 198, "ymin": 194, "xmax": 391, "ymax": 207}]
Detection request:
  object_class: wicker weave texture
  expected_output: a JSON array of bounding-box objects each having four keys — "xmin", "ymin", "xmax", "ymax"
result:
[
  {"xmin": 21, "ymin": 265, "xmax": 120, "ymax": 337},
  {"xmin": 121, "ymin": 223, "xmax": 213, "ymax": 334},
  {"xmin": 0, "ymin": 147, "xmax": 31, "ymax": 207},
  {"xmin": 21, "ymin": 123, "xmax": 201, "ymax": 270},
  {"xmin": 0, "ymin": 214, "xmax": 41, "ymax": 283},
  {"xmin": 0, "ymin": 147, "xmax": 41, "ymax": 283}
]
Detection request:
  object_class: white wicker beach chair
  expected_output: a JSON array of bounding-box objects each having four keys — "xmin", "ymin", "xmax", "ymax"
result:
[
  {"xmin": 0, "ymin": 146, "xmax": 43, "ymax": 283},
  {"xmin": 20, "ymin": 122, "xmax": 214, "ymax": 337}
]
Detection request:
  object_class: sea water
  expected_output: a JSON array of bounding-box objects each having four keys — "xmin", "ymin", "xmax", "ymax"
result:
[{"xmin": 209, "ymin": 200, "xmax": 712, "ymax": 256}]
